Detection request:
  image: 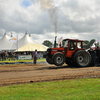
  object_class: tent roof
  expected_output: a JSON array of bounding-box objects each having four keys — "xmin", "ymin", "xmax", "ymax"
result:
[
  {"xmin": 18, "ymin": 33, "xmax": 37, "ymax": 48},
  {"xmin": 11, "ymin": 33, "xmax": 37, "ymax": 49},
  {"xmin": 0, "ymin": 33, "xmax": 14, "ymax": 50},
  {"xmin": 15, "ymin": 44, "xmax": 48, "ymax": 52},
  {"xmin": 0, "ymin": 32, "xmax": 44, "ymax": 51}
]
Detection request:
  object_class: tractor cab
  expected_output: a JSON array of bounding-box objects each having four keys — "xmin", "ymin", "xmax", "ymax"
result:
[
  {"xmin": 62, "ymin": 39, "xmax": 84, "ymax": 49},
  {"xmin": 62, "ymin": 39, "xmax": 84, "ymax": 58}
]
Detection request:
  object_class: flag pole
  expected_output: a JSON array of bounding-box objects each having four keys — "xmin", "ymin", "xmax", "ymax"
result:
[
  {"xmin": 17, "ymin": 35, "xmax": 18, "ymax": 51},
  {"xmin": 16, "ymin": 35, "xmax": 18, "ymax": 60}
]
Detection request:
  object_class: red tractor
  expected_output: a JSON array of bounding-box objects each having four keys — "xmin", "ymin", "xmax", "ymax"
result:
[{"xmin": 43, "ymin": 39, "xmax": 92, "ymax": 67}]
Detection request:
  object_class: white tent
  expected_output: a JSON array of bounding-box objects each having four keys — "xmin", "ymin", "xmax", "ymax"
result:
[
  {"xmin": 0, "ymin": 33, "xmax": 15, "ymax": 51},
  {"xmin": 0, "ymin": 32, "xmax": 47, "ymax": 52},
  {"xmin": 11, "ymin": 32, "xmax": 37, "ymax": 50},
  {"xmin": 15, "ymin": 44, "xmax": 48, "ymax": 52},
  {"xmin": 17, "ymin": 32, "xmax": 37, "ymax": 48}
]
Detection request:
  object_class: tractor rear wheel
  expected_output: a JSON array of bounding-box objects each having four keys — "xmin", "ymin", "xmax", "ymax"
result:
[
  {"xmin": 52, "ymin": 53, "xmax": 65, "ymax": 66},
  {"xmin": 73, "ymin": 50, "xmax": 91, "ymax": 67}
]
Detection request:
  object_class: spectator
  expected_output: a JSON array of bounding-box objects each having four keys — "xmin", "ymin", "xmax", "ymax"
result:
[
  {"xmin": 33, "ymin": 49, "xmax": 37, "ymax": 64},
  {"xmin": 26, "ymin": 51, "xmax": 29, "ymax": 55},
  {"xmin": 88, "ymin": 47, "xmax": 96, "ymax": 66},
  {"xmin": 0, "ymin": 52, "xmax": 1, "ymax": 61},
  {"xmin": 16, "ymin": 53, "xmax": 19, "ymax": 60},
  {"xmin": 11, "ymin": 52, "xmax": 14, "ymax": 60},
  {"xmin": 5, "ymin": 51, "xmax": 9, "ymax": 60},
  {"xmin": 23, "ymin": 52, "xmax": 26, "ymax": 55},
  {"xmin": 96, "ymin": 46, "xmax": 100, "ymax": 66},
  {"xmin": 1, "ymin": 51, "xmax": 5, "ymax": 61}
]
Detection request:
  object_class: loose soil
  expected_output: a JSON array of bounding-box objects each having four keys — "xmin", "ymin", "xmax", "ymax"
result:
[{"xmin": 0, "ymin": 63, "xmax": 100, "ymax": 87}]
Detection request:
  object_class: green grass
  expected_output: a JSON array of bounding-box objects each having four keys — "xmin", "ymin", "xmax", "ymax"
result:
[
  {"xmin": 0, "ymin": 58, "xmax": 46, "ymax": 63},
  {"xmin": 0, "ymin": 78, "xmax": 100, "ymax": 100}
]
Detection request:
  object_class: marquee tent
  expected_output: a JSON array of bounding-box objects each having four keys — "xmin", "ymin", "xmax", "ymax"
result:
[
  {"xmin": 0, "ymin": 33, "xmax": 15, "ymax": 51},
  {"xmin": 11, "ymin": 32, "xmax": 37, "ymax": 50},
  {"xmin": 0, "ymin": 32, "xmax": 38, "ymax": 51},
  {"xmin": 0, "ymin": 32, "xmax": 48, "ymax": 52},
  {"xmin": 15, "ymin": 44, "xmax": 48, "ymax": 52}
]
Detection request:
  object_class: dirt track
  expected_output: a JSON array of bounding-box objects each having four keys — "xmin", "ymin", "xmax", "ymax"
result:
[{"xmin": 0, "ymin": 63, "xmax": 100, "ymax": 86}]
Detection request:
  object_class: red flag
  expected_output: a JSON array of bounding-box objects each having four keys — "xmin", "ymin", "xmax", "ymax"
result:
[{"xmin": 58, "ymin": 37, "xmax": 62, "ymax": 47}]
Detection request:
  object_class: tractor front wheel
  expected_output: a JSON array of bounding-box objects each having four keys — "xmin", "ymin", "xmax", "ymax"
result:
[
  {"xmin": 46, "ymin": 56, "xmax": 53, "ymax": 64},
  {"xmin": 52, "ymin": 53, "xmax": 65, "ymax": 66}
]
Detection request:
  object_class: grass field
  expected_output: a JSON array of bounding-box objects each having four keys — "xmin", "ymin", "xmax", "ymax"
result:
[
  {"xmin": 0, "ymin": 58, "xmax": 46, "ymax": 63},
  {"xmin": 0, "ymin": 78, "xmax": 100, "ymax": 100}
]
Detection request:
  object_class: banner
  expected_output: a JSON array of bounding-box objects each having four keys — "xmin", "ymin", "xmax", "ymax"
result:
[
  {"xmin": 94, "ymin": 39, "xmax": 98, "ymax": 44},
  {"xmin": 9, "ymin": 35, "xmax": 17, "ymax": 43},
  {"xmin": 18, "ymin": 55, "xmax": 32, "ymax": 60}
]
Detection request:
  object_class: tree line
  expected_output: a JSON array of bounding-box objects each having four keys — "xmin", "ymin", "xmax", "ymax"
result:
[
  {"xmin": 83, "ymin": 39, "xmax": 99, "ymax": 49},
  {"xmin": 42, "ymin": 39, "xmax": 99, "ymax": 49}
]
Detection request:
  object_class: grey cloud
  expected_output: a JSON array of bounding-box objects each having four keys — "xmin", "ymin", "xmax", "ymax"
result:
[{"xmin": 0, "ymin": 0, "xmax": 100, "ymax": 43}]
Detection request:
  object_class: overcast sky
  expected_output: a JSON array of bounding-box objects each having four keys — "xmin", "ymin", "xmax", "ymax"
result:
[{"xmin": 0, "ymin": 0, "xmax": 100, "ymax": 43}]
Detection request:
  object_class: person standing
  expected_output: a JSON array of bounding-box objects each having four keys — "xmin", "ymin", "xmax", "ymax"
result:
[
  {"xmin": 33, "ymin": 49, "xmax": 37, "ymax": 64},
  {"xmin": 1, "ymin": 51, "xmax": 5, "ymax": 61},
  {"xmin": 88, "ymin": 47, "xmax": 96, "ymax": 66},
  {"xmin": 96, "ymin": 46, "xmax": 100, "ymax": 66}
]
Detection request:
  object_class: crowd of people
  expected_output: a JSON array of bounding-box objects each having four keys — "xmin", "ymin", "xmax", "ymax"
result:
[
  {"xmin": 88, "ymin": 45, "xmax": 100, "ymax": 66},
  {"xmin": 0, "ymin": 51, "xmax": 24, "ymax": 61},
  {"xmin": 0, "ymin": 50, "xmax": 43, "ymax": 62},
  {"xmin": 0, "ymin": 51, "xmax": 12, "ymax": 61}
]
